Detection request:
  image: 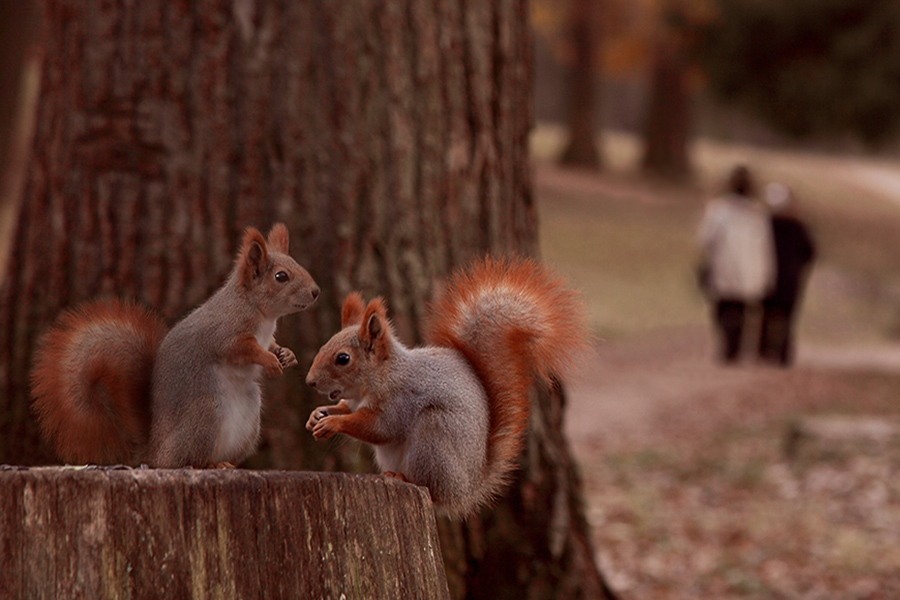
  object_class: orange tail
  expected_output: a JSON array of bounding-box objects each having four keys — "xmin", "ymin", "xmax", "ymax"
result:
[
  {"xmin": 30, "ymin": 299, "xmax": 167, "ymax": 464},
  {"xmin": 425, "ymin": 256, "xmax": 587, "ymax": 503}
]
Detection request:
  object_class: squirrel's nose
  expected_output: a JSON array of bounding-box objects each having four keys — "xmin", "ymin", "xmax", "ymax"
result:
[
  {"xmin": 311, "ymin": 286, "xmax": 320, "ymax": 300},
  {"xmin": 306, "ymin": 377, "xmax": 316, "ymax": 388}
]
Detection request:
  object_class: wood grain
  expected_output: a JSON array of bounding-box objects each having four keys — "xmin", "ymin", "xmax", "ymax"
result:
[{"xmin": 0, "ymin": 467, "xmax": 449, "ymax": 600}]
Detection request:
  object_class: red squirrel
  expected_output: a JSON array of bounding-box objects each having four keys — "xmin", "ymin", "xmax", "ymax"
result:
[
  {"xmin": 31, "ymin": 223, "xmax": 319, "ymax": 468},
  {"xmin": 305, "ymin": 256, "xmax": 587, "ymax": 518}
]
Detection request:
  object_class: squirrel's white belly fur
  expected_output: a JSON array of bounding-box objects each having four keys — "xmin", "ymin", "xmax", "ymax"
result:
[
  {"xmin": 212, "ymin": 364, "xmax": 262, "ymax": 462},
  {"xmin": 211, "ymin": 318, "xmax": 274, "ymax": 462},
  {"xmin": 375, "ymin": 442, "xmax": 409, "ymax": 474},
  {"xmin": 255, "ymin": 318, "xmax": 277, "ymax": 349}
]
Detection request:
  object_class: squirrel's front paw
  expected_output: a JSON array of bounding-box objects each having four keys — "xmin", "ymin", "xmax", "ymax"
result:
[
  {"xmin": 305, "ymin": 407, "xmax": 330, "ymax": 431},
  {"xmin": 272, "ymin": 345, "xmax": 298, "ymax": 370},
  {"xmin": 262, "ymin": 351, "xmax": 284, "ymax": 377},
  {"xmin": 312, "ymin": 416, "xmax": 339, "ymax": 440}
]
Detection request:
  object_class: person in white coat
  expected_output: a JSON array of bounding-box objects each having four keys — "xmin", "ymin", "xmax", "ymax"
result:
[{"xmin": 697, "ymin": 165, "xmax": 776, "ymax": 363}]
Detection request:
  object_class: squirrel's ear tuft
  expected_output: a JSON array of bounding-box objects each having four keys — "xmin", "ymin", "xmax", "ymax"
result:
[
  {"xmin": 341, "ymin": 292, "xmax": 366, "ymax": 327},
  {"xmin": 266, "ymin": 223, "xmax": 289, "ymax": 254},
  {"xmin": 359, "ymin": 298, "xmax": 390, "ymax": 358},
  {"xmin": 238, "ymin": 227, "xmax": 270, "ymax": 286}
]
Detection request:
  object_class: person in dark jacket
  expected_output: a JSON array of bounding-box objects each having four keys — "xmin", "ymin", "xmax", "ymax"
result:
[{"xmin": 759, "ymin": 183, "xmax": 816, "ymax": 366}]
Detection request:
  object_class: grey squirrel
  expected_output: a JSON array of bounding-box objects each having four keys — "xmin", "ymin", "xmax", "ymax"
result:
[
  {"xmin": 305, "ymin": 256, "xmax": 587, "ymax": 518},
  {"xmin": 30, "ymin": 223, "xmax": 319, "ymax": 468}
]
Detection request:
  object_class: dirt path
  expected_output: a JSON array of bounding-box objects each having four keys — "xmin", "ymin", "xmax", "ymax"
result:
[
  {"xmin": 565, "ymin": 326, "xmax": 900, "ymax": 455},
  {"xmin": 850, "ymin": 163, "xmax": 900, "ymax": 205},
  {"xmin": 566, "ymin": 327, "xmax": 768, "ymax": 453}
]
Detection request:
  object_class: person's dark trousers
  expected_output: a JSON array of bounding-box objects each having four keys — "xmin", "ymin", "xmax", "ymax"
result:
[
  {"xmin": 715, "ymin": 299, "xmax": 745, "ymax": 363},
  {"xmin": 759, "ymin": 299, "xmax": 794, "ymax": 366}
]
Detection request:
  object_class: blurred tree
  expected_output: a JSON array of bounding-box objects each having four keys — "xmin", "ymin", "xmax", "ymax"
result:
[
  {"xmin": 698, "ymin": 0, "xmax": 900, "ymax": 146},
  {"xmin": 641, "ymin": 6, "xmax": 693, "ymax": 179},
  {"xmin": 559, "ymin": 0, "xmax": 603, "ymax": 169},
  {"xmin": 0, "ymin": 1, "xmax": 615, "ymax": 598},
  {"xmin": 533, "ymin": 0, "xmax": 709, "ymax": 177},
  {"xmin": 0, "ymin": 2, "xmax": 41, "ymax": 282}
]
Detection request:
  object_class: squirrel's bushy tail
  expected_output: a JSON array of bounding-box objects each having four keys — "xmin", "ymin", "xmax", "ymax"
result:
[
  {"xmin": 31, "ymin": 299, "xmax": 167, "ymax": 464},
  {"xmin": 425, "ymin": 256, "xmax": 587, "ymax": 508}
]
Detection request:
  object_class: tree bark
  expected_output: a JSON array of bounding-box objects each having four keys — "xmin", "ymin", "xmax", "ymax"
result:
[
  {"xmin": 559, "ymin": 0, "xmax": 601, "ymax": 169},
  {"xmin": 0, "ymin": 467, "xmax": 449, "ymax": 599},
  {"xmin": 0, "ymin": 1, "xmax": 613, "ymax": 597},
  {"xmin": 641, "ymin": 26, "xmax": 692, "ymax": 179},
  {"xmin": 440, "ymin": 382, "xmax": 618, "ymax": 600}
]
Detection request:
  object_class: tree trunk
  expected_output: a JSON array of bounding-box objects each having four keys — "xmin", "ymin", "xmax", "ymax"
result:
[
  {"xmin": 0, "ymin": 2, "xmax": 41, "ymax": 283},
  {"xmin": 559, "ymin": 0, "xmax": 601, "ymax": 169},
  {"xmin": 0, "ymin": 1, "xmax": 614, "ymax": 597},
  {"xmin": 440, "ymin": 381, "xmax": 618, "ymax": 600},
  {"xmin": 0, "ymin": 468, "xmax": 449, "ymax": 599},
  {"xmin": 641, "ymin": 31, "xmax": 692, "ymax": 179}
]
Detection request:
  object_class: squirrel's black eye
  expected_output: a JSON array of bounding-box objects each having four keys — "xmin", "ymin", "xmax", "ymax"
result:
[
  {"xmin": 335, "ymin": 353, "xmax": 350, "ymax": 366},
  {"xmin": 275, "ymin": 271, "xmax": 289, "ymax": 283}
]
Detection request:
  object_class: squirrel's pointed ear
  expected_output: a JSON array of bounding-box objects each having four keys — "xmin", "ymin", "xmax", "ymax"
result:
[
  {"xmin": 238, "ymin": 227, "xmax": 270, "ymax": 286},
  {"xmin": 359, "ymin": 298, "xmax": 390, "ymax": 358},
  {"xmin": 341, "ymin": 292, "xmax": 366, "ymax": 327},
  {"xmin": 266, "ymin": 223, "xmax": 289, "ymax": 254}
]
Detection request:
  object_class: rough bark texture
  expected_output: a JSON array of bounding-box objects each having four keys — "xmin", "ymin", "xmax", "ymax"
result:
[
  {"xmin": 0, "ymin": 468, "xmax": 449, "ymax": 599},
  {"xmin": 440, "ymin": 382, "xmax": 618, "ymax": 600},
  {"xmin": 0, "ymin": 1, "xmax": 612, "ymax": 597},
  {"xmin": 559, "ymin": 0, "xmax": 601, "ymax": 169},
  {"xmin": 0, "ymin": 0, "xmax": 535, "ymax": 471}
]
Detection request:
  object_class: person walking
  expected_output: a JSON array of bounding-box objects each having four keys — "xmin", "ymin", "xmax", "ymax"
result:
[
  {"xmin": 758, "ymin": 183, "xmax": 816, "ymax": 366},
  {"xmin": 697, "ymin": 165, "xmax": 776, "ymax": 363}
]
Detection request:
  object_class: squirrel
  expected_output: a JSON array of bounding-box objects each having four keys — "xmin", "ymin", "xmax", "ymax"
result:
[
  {"xmin": 304, "ymin": 256, "xmax": 587, "ymax": 518},
  {"xmin": 30, "ymin": 223, "xmax": 320, "ymax": 468}
]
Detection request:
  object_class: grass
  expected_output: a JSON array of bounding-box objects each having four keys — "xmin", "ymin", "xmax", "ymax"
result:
[
  {"xmin": 538, "ymin": 178, "xmax": 705, "ymax": 337},
  {"xmin": 534, "ymin": 125, "xmax": 900, "ymax": 344}
]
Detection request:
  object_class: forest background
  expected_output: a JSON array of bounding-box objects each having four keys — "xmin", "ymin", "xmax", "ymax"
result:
[{"xmin": 2, "ymin": 0, "xmax": 900, "ymax": 598}]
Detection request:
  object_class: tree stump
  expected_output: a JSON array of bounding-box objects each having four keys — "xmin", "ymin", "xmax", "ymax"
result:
[
  {"xmin": 0, "ymin": 468, "xmax": 450, "ymax": 600},
  {"xmin": 785, "ymin": 416, "xmax": 900, "ymax": 461}
]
